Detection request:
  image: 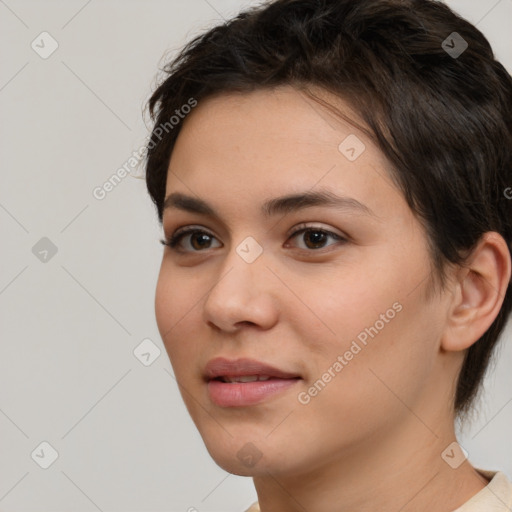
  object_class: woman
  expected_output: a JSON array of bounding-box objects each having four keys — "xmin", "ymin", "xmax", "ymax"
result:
[{"xmin": 143, "ymin": 0, "xmax": 512, "ymax": 510}]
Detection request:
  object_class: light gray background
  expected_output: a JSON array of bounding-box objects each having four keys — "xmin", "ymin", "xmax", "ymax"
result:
[{"xmin": 0, "ymin": 0, "xmax": 511, "ymax": 511}]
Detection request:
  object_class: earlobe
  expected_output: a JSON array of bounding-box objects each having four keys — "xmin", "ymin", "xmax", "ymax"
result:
[{"xmin": 441, "ymin": 232, "xmax": 511, "ymax": 352}]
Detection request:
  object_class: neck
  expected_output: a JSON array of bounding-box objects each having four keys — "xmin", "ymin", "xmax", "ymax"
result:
[{"xmin": 251, "ymin": 414, "xmax": 488, "ymax": 512}]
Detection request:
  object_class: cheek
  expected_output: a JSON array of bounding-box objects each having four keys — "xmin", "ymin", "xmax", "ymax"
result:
[
  {"xmin": 292, "ymin": 247, "xmax": 439, "ymax": 404},
  {"xmin": 286, "ymin": 260, "xmax": 402, "ymax": 357},
  {"xmin": 154, "ymin": 265, "xmax": 200, "ymax": 367},
  {"xmin": 154, "ymin": 267, "xmax": 173, "ymax": 337},
  {"xmin": 293, "ymin": 300, "xmax": 438, "ymax": 451},
  {"xmin": 155, "ymin": 260, "xmax": 201, "ymax": 327}
]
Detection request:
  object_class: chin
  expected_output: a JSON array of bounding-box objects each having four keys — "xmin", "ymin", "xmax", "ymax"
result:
[
  {"xmin": 201, "ymin": 436, "xmax": 271, "ymax": 476},
  {"xmin": 205, "ymin": 449, "xmax": 258, "ymax": 476}
]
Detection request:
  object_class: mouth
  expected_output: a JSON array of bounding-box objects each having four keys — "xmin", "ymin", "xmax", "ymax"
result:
[
  {"xmin": 212, "ymin": 375, "xmax": 292, "ymax": 383},
  {"xmin": 204, "ymin": 357, "xmax": 302, "ymax": 407}
]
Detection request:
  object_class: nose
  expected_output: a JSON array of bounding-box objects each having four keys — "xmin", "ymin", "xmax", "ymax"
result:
[{"xmin": 202, "ymin": 245, "xmax": 279, "ymax": 333}]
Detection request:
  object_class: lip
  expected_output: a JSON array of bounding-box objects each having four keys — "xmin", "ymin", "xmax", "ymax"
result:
[
  {"xmin": 204, "ymin": 357, "xmax": 301, "ymax": 380},
  {"xmin": 204, "ymin": 357, "xmax": 302, "ymax": 407}
]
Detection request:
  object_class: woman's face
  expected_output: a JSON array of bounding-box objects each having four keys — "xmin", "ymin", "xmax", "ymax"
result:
[{"xmin": 155, "ymin": 85, "xmax": 457, "ymax": 477}]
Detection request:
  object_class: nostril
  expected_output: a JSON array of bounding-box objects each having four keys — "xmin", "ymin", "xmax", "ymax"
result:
[{"xmin": 236, "ymin": 321, "xmax": 257, "ymax": 328}]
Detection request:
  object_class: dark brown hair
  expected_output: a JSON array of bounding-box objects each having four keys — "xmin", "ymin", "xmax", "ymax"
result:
[{"xmin": 144, "ymin": 0, "xmax": 512, "ymax": 421}]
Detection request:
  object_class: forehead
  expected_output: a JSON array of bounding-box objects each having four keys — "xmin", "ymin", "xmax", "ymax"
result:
[{"xmin": 164, "ymin": 86, "xmax": 410, "ymax": 226}]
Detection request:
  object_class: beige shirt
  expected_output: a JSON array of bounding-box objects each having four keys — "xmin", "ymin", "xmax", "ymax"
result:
[{"xmin": 243, "ymin": 470, "xmax": 512, "ymax": 512}]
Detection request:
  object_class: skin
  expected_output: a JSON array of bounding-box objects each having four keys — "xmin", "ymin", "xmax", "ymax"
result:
[{"xmin": 154, "ymin": 85, "xmax": 511, "ymax": 512}]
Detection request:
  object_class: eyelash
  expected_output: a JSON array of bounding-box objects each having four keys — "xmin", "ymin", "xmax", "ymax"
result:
[{"xmin": 159, "ymin": 224, "xmax": 346, "ymax": 253}]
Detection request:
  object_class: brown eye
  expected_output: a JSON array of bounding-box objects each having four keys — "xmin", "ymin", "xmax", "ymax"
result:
[
  {"xmin": 160, "ymin": 225, "xmax": 346, "ymax": 253},
  {"xmin": 287, "ymin": 227, "xmax": 346, "ymax": 250},
  {"xmin": 189, "ymin": 232, "xmax": 214, "ymax": 250},
  {"xmin": 161, "ymin": 228, "xmax": 221, "ymax": 252},
  {"xmin": 302, "ymin": 230, "xmax": 329, "ymax": 249}
]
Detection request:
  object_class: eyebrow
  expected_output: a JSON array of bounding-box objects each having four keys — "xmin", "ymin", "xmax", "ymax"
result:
[{"xmin": 162, "ymin": 189, "xmax": 377, "ymax": 219}]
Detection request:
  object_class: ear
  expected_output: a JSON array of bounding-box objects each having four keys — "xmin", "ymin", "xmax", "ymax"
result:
[{"xmin": 441, "ymin": 232, "xmax": 511, "ymax": 352}]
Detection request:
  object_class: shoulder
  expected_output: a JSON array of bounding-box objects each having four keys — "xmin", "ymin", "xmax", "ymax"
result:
[{"xmin": 452, "ymin": 469, "xmax": 512, "ymax": 511}]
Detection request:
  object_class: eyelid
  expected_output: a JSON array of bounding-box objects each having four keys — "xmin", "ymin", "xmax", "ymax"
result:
[
  {"xmin": 166, "ymin": 222, "xmax": 346, "ymax": 240},
  {"xmin": 285, "ymin": 222, "xmax": 346, "ymax": 240},
  {"xmin": 172, "ymin": 224, "xmax": 213, "ymax": 238}
]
